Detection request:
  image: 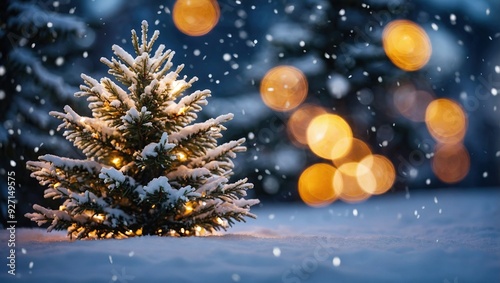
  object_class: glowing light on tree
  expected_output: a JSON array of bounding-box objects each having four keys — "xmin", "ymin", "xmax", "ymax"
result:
[
  {"xmin": 172, "ymin": 0, "xmax": 220, "ymax": 36},
  {"xmin": 260, "ymin": 65, "xmax": 308, "ymax": 112},
  {"xmin": 176, "ymin": 151, "xmax": 187, "ymax": 162},
  {"xmin": 383, "ymin": 20, "xmax": 432, "ymax": 71},
  {"xmin": 111, "ymin": 157, "xmax": 121, "ymax": 166}
]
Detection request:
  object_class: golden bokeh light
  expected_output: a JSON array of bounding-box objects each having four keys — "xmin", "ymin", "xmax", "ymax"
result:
[
  {"xmin": 306, "ymin": 114, "xmax": 353, "ymax": 160},
  {"xmin": 177, "ymin": 151, "xmax": 188, "ymax": 162},
  {"xmin": 287, "ymin": 104, "xmax": 327, "ymax": 146},
  {"xmin": 332, "ymin": 138, "xmax": 372, "ymax": 168},
  {"xmin": 425, "ymin": 98, "xmax": 467, "ymax": 144},
  {"xmin": 260, "ymin": 65, "xmax": 308, "ymax": 112},
  {"xmin": 172, "ymin": 0, "xmax": 220, "ymax": 36},
  {"xmin": 432, "ymin": 143, "xmax": 470, "ymax": 184},
  {"xmin": 334, "ymin": 162, "xmax": 371, "ymax": 203},
  {"xmin": 357, "ymin": 154, "xmax": 396, "ymax": 195},
  {"xmin": 383, "ymin": 20, "xmax": 432, "ymax": 71},
  {"xmin": 298, "ymin": 163, "xmax": 339, "ymax": 207},
  {"xmin": 393, "ymin": 84, "xmax": 434, "ymax": 122}
]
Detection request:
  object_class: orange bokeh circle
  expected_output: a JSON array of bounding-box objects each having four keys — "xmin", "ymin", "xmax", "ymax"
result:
[
  {"xmin": 383, "ymin": 20, "xmax": 432, "ymax": 71},
  {"xmin": 357, "ymin": 154, "xmax": 396, "ymax": 195},
  {"xmin": 287, "ymin": 104, "xmax": 327, "ymax": 146},
  {"xmin": 334, "ymin": 162, "xmax": 371, "ymax": 203},
  {"xmin": 332, "ymin": 138, "xmax": 372, "ymax": 168},
  {"xmin": 298, "ymin": 163, "xmax": 339, "ymax": 207},
  {"xmin": 425, "ymin": 98, "xmax": 467, "ymax": 144},
  {"xmin": 260, "ymin": 65, "xmax": 308, "ymax": 112},
  {"xmin": 432, "ymin": 143, "xmax": 470, "ymax": 184},
  {"xmin": 173, "ymin": 0, "xmax": 220, "ymax": 36},
  {"xmin": 306, "ymin": 114, "xmax": 353, "ymax": 160}
]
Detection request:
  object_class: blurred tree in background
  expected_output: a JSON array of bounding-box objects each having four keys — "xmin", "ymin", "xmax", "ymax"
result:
[{"xmin": 0, "ymin": 0, "xmax": 91, "ymax": 226}]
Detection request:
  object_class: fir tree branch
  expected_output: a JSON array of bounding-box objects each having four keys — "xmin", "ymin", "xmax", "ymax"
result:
[
  {"xmin": 163, "ymin": 89, "xmax": 211, "ymax": 130},
  {"xmin": 50, "ymin": 106, "xmax": 126, "ymax": 160},
  {"xmin": 168, "ymin": 114, "xmax": 233, "ymax": 158},
  {"xmin": 7, "ymin": 2, "xmax": 86, "ymax": 42},
  {"xmin": 189, "ymin": 138, "xmax": 247, "ymax": 175},
  {"xmin": 10, "ymin": 49, "xmax": 76, "ymax": 102},
  {"xmin": 118, "ymin": 106, "xmax": 155, "ymax": 151},
  {"xmin": 27, "ymin": 154, "xmax": 103, "ymax": 197},
  {"xmin": 100, "ymin": 56, "xmax": 137, "ymax": 88},
  {"xmin": 76, "ymin": 74, "xmax": 136, "ymax": 127}
]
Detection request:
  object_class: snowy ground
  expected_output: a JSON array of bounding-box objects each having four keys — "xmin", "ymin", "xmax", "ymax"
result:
[{"xmin": 1, "ymin": 188, "xmax": 499, "ymax": 283}]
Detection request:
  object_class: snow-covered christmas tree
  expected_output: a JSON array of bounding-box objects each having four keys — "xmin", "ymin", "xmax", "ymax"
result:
[{"xmin": 25, "ymin": 20, "xmax": 259, "ymax": 239}]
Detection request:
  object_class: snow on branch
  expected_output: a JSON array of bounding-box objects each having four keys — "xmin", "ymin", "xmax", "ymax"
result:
[
  {"xmin": 37, "ymin": 154, "xmax": 102, "ymax": 173},
  {"xmin": 99, "ymin": 167, "xmax": 138, "ymax": 192},
  {"xmin": 164, "ymin": 89, "xmax": 210, "ymax": 114},
  {"xmin": 118, "ymin": 106, "xmax": 155, "ymax": 147},
  {"xmin": 100, "ymin": 56, "xmax": 137, "ymax": 87},
  {"xmin": 189, "ymin": 138, "xmax": 247, "ymax": 174},
  {"xmin": 131, "ymin": 20, "xmax": 158, "ymax": 55},
  {"xmin": 52, "ymin": 105, "xmax": 117, "ymax": 138},
  {"xmin": 27, "ymin": 154, "xmax": 103, "ymax": 201},
  {"xmin": 77, "ymin": 74, "xmax": 136, "ymax": 116},
  {"xmin": 25, "ymin": 204, "xmax": 71, "ymax": 228},
  {"xmin": 169, "ymin": 113, "xmax": 234, "ymax": 145},
  {"xmin": 217, "ymin": 198, "xmax": 259, "ymax": 221},
  {"xmin": 112, "ymin": 44, "xmax": 136, "ymax": 68},
  {"xmin": 163, "ymin": 89, "xmax": 211, "ymax": 129},
  {"xmin": 50, "ymin": 105, "xmax": 122, "ymax": 159},
  {"xmin": 167, "ymin": 165, "xmax": 211, "ymax": 183},
  {"xmin": 136, "ymin": 176, "xmax": 199, "ymax": 208},
  {"xmin": 140, "ymin": 132, "xmax": 176, "ymax": 159}
]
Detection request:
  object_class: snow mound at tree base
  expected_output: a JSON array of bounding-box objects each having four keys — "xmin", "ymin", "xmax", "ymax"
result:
[{"xmin": 2, "ymin": 188, "xmax": 499, "ymax": 283}]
